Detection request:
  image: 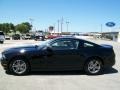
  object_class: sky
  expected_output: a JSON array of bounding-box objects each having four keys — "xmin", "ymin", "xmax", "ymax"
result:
[{"xmin": 0, "ymin": 0, "xmax": 120, "ymax": 32}]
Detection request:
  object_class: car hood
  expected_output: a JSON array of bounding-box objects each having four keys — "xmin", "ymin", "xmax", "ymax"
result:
[
  {"xmin": 2, "ymin": 45, "xmax": 43, "ymax": 54},
  {"xmin": 10, "ymin": 45, "xmax": 36, "ymax": 49}
]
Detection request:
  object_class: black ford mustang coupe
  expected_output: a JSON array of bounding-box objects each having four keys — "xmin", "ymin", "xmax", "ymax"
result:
[{"xmin": 1, "ymin": 37, "xmax": 115, "ymax": 75}]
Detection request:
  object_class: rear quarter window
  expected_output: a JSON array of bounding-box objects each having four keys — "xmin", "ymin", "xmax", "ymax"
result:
[{"xmin": 84, "ymin": 42, "xmax": 95, "ymax": 48}]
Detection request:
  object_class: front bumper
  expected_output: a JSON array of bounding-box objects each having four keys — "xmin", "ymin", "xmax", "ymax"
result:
[
  {"xmin": 0, "ymin": 39, "xmax": 4, "ymax": 41},
  {"xmin": 0, "ymin": 54, "xmax": 8, "ymax": 70}
]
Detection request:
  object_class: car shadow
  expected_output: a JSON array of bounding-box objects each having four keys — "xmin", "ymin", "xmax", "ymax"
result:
[
  {"xmin": 6, "ymin": 67, "xmax": 118, "ymax": 76},
  {"xmin": 102, "ymin": 67, "xmax": 118, "ymax": 75},
  {"xmin": 28, "ymin": 67, "xmax": 118, "ymax": 76},
  {"xmin": 29, "ymin": 70, "xmax": 85, "ymax": 76}
]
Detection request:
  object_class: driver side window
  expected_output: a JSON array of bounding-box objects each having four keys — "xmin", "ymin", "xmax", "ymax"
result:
[{"xmin": 51, "ymin": 39, "xmax": 76, "ymax": 50}]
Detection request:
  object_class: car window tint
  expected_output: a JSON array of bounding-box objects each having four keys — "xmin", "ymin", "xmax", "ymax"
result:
[
  {"xmin": 51, "ymin": 39, "xmax": 77, "ymax": 50},
  {"xmin": 72, "ymin": 40, "xmax": 80, "ymax": 49},
  {"xmin": 84, "ymin": 42, "xmax": 94, "ymax": 47}
]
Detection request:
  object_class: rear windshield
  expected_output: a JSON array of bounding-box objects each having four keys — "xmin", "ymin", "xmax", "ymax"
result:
[{"xmin": 0, "ymin": 32, "xmax": 4, "ymax": 35}]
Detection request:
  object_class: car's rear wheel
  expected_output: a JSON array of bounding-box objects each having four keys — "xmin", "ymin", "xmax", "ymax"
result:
[
  {"xmin": 84, "ymin": 58, "xmax": 102, "ymax": 75},
  {"xmin": 9, "ymin": 58, "xmax": 30, "ymax": 75}
]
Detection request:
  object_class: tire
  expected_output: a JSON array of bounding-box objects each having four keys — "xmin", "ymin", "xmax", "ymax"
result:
[
  {"xmin": 84, "ymin": 58, "xmax": 103, "ymax": 75},
  {"xmin": 9, "ymin": 57, "xmax": 30, "ymax": 75},
  {"xmin": 0, "ymin": 41, "xmax": 4, "ymax": 44}
]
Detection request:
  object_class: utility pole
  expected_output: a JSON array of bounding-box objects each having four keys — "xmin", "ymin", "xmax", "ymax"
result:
[
  {"xmin": 57, "ymin": 20, "xmax": 59, "ymax": 35},
  {"xmin": 101, "ymin": 24, "xmax": 103, "ymax": 33},
  {"xmin": 60, "ymin": 17, "xmax": 63, "ymax": 34},
  {"xmin": 100, "ymin": 24, "xmax": 103, "ymax": 39},
  {"xmin": 29, "ymin": 18, "xmax": 34, "ymax": 31},
  {"xmin": 66, "ymin": 21, "xmax": 69, "ymax": 32},
  {"xmin": 53, "ymin": 23, "xmax": 55, "ymax": 35}
]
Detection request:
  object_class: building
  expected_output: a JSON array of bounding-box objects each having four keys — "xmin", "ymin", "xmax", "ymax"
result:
[{"xmin": 102, "ymin": 32, "xmax": 120, "ymax": 42}]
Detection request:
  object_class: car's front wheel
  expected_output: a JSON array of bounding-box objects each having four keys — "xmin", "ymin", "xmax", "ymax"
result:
[
  {"xmin": 9, "ymin": 58, "xmax": 30, "ymax": 75},
  {"xmin": 84, "ymin": 58, "xmax": 103, "ymax": 75},
  {"xmin": 0, "ymin": 41, "xmax": 4, "ymax": 44}
]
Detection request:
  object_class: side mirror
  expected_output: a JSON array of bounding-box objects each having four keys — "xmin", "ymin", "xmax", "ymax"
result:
[
  {"xmin": 46, "ymin": 46, "xmax": 53, "ymax": 52},
  {"xmin": 43, "ymin": 46, "xmax": 53, "ymax": 56}
]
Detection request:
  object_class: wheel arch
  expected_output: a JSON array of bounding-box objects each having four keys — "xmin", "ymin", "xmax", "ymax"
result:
[
  {"xmin": 83, "ymin": 56, "xmax": 104, "ymax": 75},
  {"xmin": 8, "ymin": 55, "xmax": 31, "ymax": 70},
  {"xmin": 85, "ymin": 56, "xmax": 104, "ymax": 66}
]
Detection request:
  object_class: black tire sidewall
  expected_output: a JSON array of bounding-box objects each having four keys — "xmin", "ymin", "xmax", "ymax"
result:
[{"xmin": 0, "ymin": 41, "xmax": 4, "ymax": 44}]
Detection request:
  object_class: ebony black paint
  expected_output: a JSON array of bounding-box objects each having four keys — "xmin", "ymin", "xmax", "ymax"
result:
[{"xmin": 1, "ymin": 37, "xmax": 115, "ymax": 71}]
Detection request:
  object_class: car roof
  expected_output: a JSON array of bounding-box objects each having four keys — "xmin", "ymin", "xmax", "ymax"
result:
[
  {"xmin": 53, "ymin": 36, "xmax": 100, "ymax": 46},
  {"xmin": 54, "ymin": 36, "xmax": 84, "ymax": 41}
]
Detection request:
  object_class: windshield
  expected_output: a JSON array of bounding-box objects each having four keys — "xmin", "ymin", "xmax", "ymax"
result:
[{"xmin": 39, "ymin": 40, "xmax": 51, "ymax": 46}]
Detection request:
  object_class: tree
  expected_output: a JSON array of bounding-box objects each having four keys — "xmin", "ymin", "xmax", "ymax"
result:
[
  {"xmin": 0, "ymin": 24, "xmax": 3, "ymax": 31},
  {"xmin": 22, "ymin": 22, "xmax": 32, "ymax": 30},
  {"xmin": 15, "ymin": 22, "xmax": 32, "ymax": 34},
  {"xmin": 2, "ymin": 23, "xmax": 10, "ymax": 34},
  {"xmin": 15, "ymin": 24, "xmax": 29, "ymax": 34},
  {"xmin": 0, "ymin": 23, "xmax": 15, "ymax": 34},
  {"xmin": 0, "ymin": 22, "xmax": 31, "ymax": 34},
  {"xmin": 9, "ymin": 23, "xmax": 15, "ymax": 31}
]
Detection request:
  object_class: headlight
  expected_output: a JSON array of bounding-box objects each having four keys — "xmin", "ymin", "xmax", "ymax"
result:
[
  {"xmin": 2, "ymin": 54, "xmax": 6, "ymax": 59},
  {"xmin": 0, "ymin": 53, "xmax": 2, "ymax": 61},
  {"xmin": 0, "ymin": 53, "xmax": 6, "ymax": 61},
  {"xmin": 20, "ymin": 49, "xmax": 26, "ymax": 53}
]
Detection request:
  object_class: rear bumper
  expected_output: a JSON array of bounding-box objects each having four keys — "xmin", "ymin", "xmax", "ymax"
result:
[{"xmin": 104, "ymin": 54, "xmax": 115, "ymax": 67}]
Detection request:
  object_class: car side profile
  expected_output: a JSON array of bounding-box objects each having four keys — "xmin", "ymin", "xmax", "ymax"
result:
[
  {"xmin": 0, "ymin": 31, "xmax": 5, "ymax": 44},
  {"xmin": 0, "ymin": 37, "xmax": 115, "ymax": 75}
]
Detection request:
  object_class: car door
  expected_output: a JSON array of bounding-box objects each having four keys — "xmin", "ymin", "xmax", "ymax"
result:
[{"xmin": 43, "ymin": 38, "xmax": 84, "ymax": 70}]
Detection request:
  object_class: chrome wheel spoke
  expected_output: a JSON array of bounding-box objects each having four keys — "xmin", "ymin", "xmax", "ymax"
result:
[
  {"xmin": 94, "ymin": 61, "xmax": 99, "ymax": 67},
  {"xmin": 12, "ymin": 64, "xmax": 18, "ymax": 68},
  {"xmin": 92, "ymin": 67, "xmax": 96, "ymax": 72},
  {"xmin": 15, "ymin": 67, "xmax": 20, "ymax": 73},
  {"xmin": 88, "ymin": 60, "xmax": 101, "ymax": 74},
  {"xmin": 21, "ymin": 63, "xmax": 26, "ymax": 67},
  {"xmin": 12, "ymin": 60, "xmax": 27, "ymax": 74},
  {"xmin": 94, "ymin": 65, "xmax": 100, "ymax": 70},
  {"xmin": 88, "ymin": 65, "xmax": 93, "ymax": 69},
  {"xmin": 16, "ymin": 60, "xmax": 21, "ymax": 65}
]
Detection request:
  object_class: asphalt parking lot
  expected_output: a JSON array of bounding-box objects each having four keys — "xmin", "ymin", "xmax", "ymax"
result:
[{"xmin": 0, "ymin": 40, "xmax": 120, "ymax": 90}]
